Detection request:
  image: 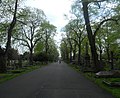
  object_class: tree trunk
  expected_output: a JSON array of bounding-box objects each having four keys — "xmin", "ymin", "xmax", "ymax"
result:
[
  {"xmin": 99, "ymin": 43, "xmax": 102, "ymax": 61},
  {"xmin": 106, "ymin": 46, "xmax": 110, "ymax": 62},
  {"xmin": 110, "ymin": 51, "xmax": 114, "ymax": 70},
  {"xmin": 78, "ymin": 40, "xmax": 81, "ymax": 66},
  {"xmin": 29, "ymin": 48, "xmax": 33, "ymax": 65},
  {"xmin": 70, "ymin": 48, "xmax": 72, "ymax": 63},
  {"xmin": 0, "ymin": 55, "xmax": 6, "ymax": 73},
  {"xmin": 66, "ymin": 49, "xmax": 69, "ymax": 61},
  {"xmin": 45, "ymin": 31, "xmax": 49, "ymax": 63},
  {"xmin": 100, "ymin": 49, "xmax": 102, "ymax": 61},
  {"xmin": 82, "ymin": 2, "xmax": 100, "ymax": 71},
  {"xmin": 68, "ymin": 39, "xmax": 73, "ymax": 63},
  {"xmin": 73, "ymin": 44, "xmax": 76, "ymax": 60}
]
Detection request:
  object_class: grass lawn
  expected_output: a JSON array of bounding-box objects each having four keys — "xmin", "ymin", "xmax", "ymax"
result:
[
  {"xmin": 69, "ymin": 64, "xmax": 120, "ymax": 98},
  {"xmin": 0, "ymin": 63, "xmax": 47, "ymax": 84}
]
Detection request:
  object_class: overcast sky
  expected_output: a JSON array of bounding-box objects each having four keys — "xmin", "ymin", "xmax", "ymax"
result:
[{"xmin": 25, "ymin": 0, "xmax": 73, "ymax": 45}]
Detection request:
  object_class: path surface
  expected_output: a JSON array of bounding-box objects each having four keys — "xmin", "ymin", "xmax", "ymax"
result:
[{"xmin": 0, "ymin": 62, "xmax": 114, "ymax": 98}]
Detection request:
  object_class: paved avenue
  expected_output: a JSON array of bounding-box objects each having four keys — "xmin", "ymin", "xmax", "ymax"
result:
[{"xmin": 0, "ymin": 62, "xmax": 114, "ymax": 98}]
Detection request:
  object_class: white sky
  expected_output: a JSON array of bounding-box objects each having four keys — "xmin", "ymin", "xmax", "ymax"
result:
[{"xmin": 25, "ymin": 0, "xmax": 73, "ymax": 46}]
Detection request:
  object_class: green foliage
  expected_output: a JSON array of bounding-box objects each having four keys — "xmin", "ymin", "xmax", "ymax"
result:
[
  {"xmin": 47, "ymin": 41, "xmax": 59, "ymax": 61},
  {"xmin": 8, "ymin": 48, "xmax": 19, "ymax": 60},
  {"xmin": 34, "ymin": 52, "xmax": 48, "ymax": 62},
  {"xmin": 41, "ymin": 21, "xmax": 56, "ymax": 33},
  {"xmin": 41, "ymin": 21, "xmax": 56, "ymax": 42},
  {"xmin": 34, "ymin": 38, "xmax": 59, "ymax": 62},
  {"xmin": 34, "ymin": 42, "xmax": 44, "ymax": 54},
  {"xmin": 60, "ymin": 38, "xmax": 70, "ymax": 60}
]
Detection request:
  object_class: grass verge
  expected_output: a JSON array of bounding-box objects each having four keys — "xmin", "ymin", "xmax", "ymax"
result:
[
  {"xmin": 69, "ymin": 64, "xmax": 120, "ymax": 98},
  {"xmin": 0, "ymin": 63, "xmax": 47, "ymax": 84}
]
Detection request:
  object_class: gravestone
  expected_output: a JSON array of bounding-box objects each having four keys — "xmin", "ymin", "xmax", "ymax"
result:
[
  {"xmin": 103, "ymin": 80, "xmax": 120, "ymax": 87},
  {"xmin": 96, "ymin": 70, "xmax": 120, "ymax": 78}
]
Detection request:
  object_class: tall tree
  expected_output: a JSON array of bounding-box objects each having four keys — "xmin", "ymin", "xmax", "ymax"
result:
[
  {"xmin": 14, "ymin": 7, "xmax": 46, "ymax": 65},
  {"xmin": 60, "ymin": 38, "xmax": 69, "ymax": 61},
  {"xmin": 47, "ymin": 39, "xmax": 59, "ymax": 61},
  {"xmin": 0, "ymin": 0, "xmax": 19, "ymax": 72},
  {"xmin": 41, "ymin": 21, "xmax": 56, "ymax": 57}
]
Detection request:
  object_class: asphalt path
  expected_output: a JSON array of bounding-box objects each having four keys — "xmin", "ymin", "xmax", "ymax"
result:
[{"xmin": 0, "ymin": 62, "xmax": 114, "ymax": 98}]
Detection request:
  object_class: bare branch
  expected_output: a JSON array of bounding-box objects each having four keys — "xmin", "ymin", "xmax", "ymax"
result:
[
  {"xmin": 17, "ymin": 19, "xmax": 27, "ymax": 25},
  {"xmin": 21, "ymin": 27, "xmax": 31, "ymax": 41},
  {"xmin": 20, "ymin": 43, "xmax": 29, "ymax": 49},
  {"xmin": 70, "ymin": 37, "xmax": 79, "ymax": 46},
  {"xmin": 94, "ymin": 18, "xmax": 118, "ymax": 37},
  {"xmin": 33, "ymin": 36, "xmax": 42, "ymax": 48},
  {"xmin": 13, "ymin": 37, "xmax": 30, "ymax": 49},
  {"xmin": 69, "ymin": 26, "xmax": 79, "ymax": 39},
  {"xmin": 67, "ymin": 37, "xmax": 73, "ymax": 50},
  {"xmin": 81, "ymin": 36, "xmax": 86, "ymax": 42},
  {"xmin": 76, "ymin": 20, "xmax": 83, "ymax": 37},
  {"xmin": 82, "ymin": 0, "xmax": 106, "ymax": 3}
]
